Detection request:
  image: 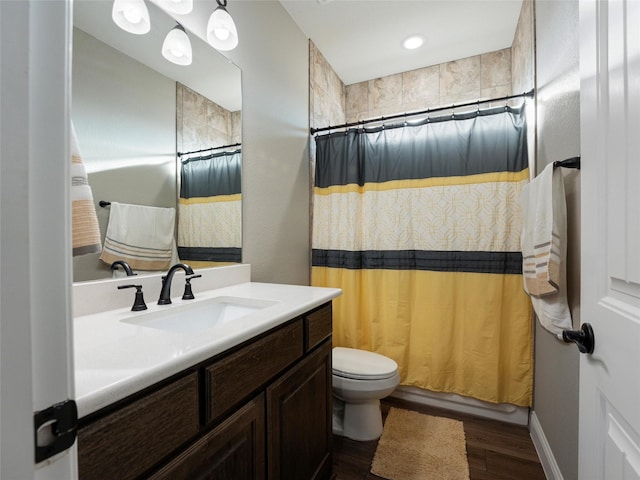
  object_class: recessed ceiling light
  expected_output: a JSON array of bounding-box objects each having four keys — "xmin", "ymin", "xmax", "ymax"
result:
[{"xmin": 402, "ymin": 35, "xmax": 424, "ymax": 50}]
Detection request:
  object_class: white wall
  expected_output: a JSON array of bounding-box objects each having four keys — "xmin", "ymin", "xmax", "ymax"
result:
[
  {"xmin": 229, "ymin": 2, "xmax": 310, "ymax": 285},
  {"xmin": 533, "ymin": 1, "xmax": 581, "ymax": 478}
]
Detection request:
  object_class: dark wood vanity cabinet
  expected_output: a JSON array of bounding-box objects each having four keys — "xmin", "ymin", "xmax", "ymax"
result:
[
  {"xmin": 77, "ymin": 302, "xmax": 333, "ymax": 480},
  {"xmin": 149, "ymin": 393, "xmax": 266, "ymax": 480},
  {"xmin": 267, "ymin": 340, "xmax": 332, "ymax": 480}
]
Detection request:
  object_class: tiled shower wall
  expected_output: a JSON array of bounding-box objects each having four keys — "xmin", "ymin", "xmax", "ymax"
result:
[
  {"xmin": 310, "ymin": 41, "xmax": 346, "ymax": 131},
  {"xmin": 511, "ymin": 0, "xmax": 535, "ymax": 95},
  {"xmin": 345, "ymin": 48, "xmax": 512, "ymax": 123},
  {"xmin": 309, "ymin": 0, "xmax": 539, "ymax": 132},
  {"xmin": 177, "ymin": 83, "xmax": 241, "ymax": 154},
  {"xmin": 309, "ymin": 44, "xmax": 515, "ymax": 132}
]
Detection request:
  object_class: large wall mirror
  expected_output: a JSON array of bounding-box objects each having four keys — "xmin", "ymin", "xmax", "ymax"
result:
[{"xmin": 72, "ymin": 0, "xmax": 242, "ymax": 282}]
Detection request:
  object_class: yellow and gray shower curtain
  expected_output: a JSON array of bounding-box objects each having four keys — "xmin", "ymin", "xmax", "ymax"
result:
[
  {"xmin": 312, "ymin": 106, "xmax": 533, "ymax": 406},
  {"xmin": 177, "ymin": 149, "xmax": 241, "ymax": 267}
]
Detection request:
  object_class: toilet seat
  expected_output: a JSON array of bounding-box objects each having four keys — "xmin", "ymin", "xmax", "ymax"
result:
[{"xmin": 332, "ymin": 347, "xmax": 398, "ymax": 381}]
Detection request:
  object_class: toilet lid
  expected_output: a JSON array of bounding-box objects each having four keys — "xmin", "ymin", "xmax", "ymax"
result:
[{"xmin": 332, "ymin": 347, "xmax": 398, "ymax": 380}]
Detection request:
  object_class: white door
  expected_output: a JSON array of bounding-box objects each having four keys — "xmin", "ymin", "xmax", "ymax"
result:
[
  {"xmin": 579, "ymin": 0, "xmax": 640, "ymax": 478},
  {"xmin": 0, "ymin": 1, "xmax": 76, "ymax": 478}
]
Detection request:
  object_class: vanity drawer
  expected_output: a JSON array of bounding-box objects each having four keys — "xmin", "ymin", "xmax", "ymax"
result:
[
  {"xmin": 77, "ymin": 372, "xmax": 199, "ymax": 480},
  {"xmin": 305, "ymin": 302, "xmax": 332, "ymax": 352},
  {"xmin": 204, "ymin": 320, "xmax": 303, "ymax": 424}
]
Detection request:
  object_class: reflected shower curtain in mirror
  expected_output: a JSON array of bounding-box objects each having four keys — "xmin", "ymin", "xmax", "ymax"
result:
[
  {"xmin": 311, "ymin": 106, "xmax": 533, "ymax": 406},
  {"xmin": 177, "ymin": 149, "xmax": 241, "ymax": 266}
]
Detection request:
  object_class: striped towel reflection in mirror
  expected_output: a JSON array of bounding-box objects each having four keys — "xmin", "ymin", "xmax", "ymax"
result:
[{"xmin": 71, "ymin": 122, "xmax": 102, "ymax": 257}]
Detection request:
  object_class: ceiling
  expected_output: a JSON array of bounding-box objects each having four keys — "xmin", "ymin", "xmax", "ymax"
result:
[{"xmin": 279, "ymin": 0, "xmax": 524, "ymax": 86}]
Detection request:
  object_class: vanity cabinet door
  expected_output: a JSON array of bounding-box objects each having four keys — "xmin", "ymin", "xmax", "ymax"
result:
[
  {"xmin": 266, "ymin": 340, "xmax": 332, "ymax": 480},
  {"xmin": 149, "ymin": 393, "xmax": 266, "ymax": 480},
  {"xmin": 77, "ymin": 372, "xmax": 199, "ymax": 480}
]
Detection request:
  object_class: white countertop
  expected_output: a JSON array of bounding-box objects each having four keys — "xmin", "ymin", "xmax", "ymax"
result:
[{"xmin": 74, "ymin": 281, "xmax": 341, "ymax": 418}]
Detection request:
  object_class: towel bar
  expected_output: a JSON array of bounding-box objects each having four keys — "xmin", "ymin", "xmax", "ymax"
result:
[
  {"xmin": 99, "ymin": 200, "xmax": 111, "ymax": 207},
  {"xmin": 553, "ymin": 156, "xmax": 580, "ymax": 169},
  {"xmin": 562, "ymin": 323, "xmax": 594, "ymax": 354}
]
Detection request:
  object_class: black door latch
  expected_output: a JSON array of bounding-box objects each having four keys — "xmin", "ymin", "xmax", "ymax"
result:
[{"xmin": 34, "ymin": 399, "xmax": 78, "ymax": 463}]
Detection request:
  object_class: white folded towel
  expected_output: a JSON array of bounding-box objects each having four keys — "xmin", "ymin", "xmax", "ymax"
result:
[
  {"xmin": 99, "ymin": 202, "xmax": 177, "ymax": 272},
  {"xmin": 520, "ymin": 163, "xmax": 573, "ymax": 337}
]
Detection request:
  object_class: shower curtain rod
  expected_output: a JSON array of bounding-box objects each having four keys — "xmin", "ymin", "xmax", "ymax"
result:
[
  {"xmin": 310, "ymin": 89, "xmax": 534, "ymax": 135},
  {"xmin": 178, "ymin": 142, "xmax": 241, "ymax": 157}
]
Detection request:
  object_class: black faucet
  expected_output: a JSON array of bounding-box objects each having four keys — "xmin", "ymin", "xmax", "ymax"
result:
[
  {"xmin": 157, "ymin": 263, "xmax": 194, "ymax": 305},
  {"xmin": 111, "ymin": 260, "xmax": 136, "ymax": 276}
]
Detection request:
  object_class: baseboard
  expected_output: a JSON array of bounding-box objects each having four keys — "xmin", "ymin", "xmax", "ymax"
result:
[
  {"xmin": 390, "ymin": 386, "xmax": 529, "ymax": 425},
  {"xmin": 529, "ymin": 411, "xmax": 564, "ymax": 480}
]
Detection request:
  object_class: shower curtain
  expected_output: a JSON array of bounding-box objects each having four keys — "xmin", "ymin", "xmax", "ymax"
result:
[
  {"xmin": 311, "ymin": 106, "xmax": 533, "ymax": 406},
  {"xmin": 177, "ymin": 149, "xmax": 242, "ymax": 266}
]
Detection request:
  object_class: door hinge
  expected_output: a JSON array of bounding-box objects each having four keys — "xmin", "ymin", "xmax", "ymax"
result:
[{"xmin": 34, "ymin": 399, "xmax": 78, "ymax": 463}]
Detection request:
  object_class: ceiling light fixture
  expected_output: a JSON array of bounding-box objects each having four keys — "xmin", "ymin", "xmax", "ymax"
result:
[
  {"xmin": 206, "ymin": 0, "xmax": 238, "ymax": 51},
  {"xmin": 402, "ymin": 35, "xmax": 424, "ymax": 50},
  {"xmin": 112, "ymin": 0, "xmax": 151, "ymax": 35},
  {"xmin": 155, "ymin": 0, "xmax": 193, "ymax": 15},
  {"xmin": 162, "ymin": 23, "xmax": 192, "ymax": 65}
]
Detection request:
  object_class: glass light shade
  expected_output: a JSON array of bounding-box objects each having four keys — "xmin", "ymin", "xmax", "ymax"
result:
[
  {"xmin": 155, "ymin": 0, "xmax": 193, "ymax": 15},
  {"xmin": 112, "ymin": 0, "xmax": 151, "ymax": 35},
  {"xmin": 162, "ymin": 25, "xmax": 192, "ymax": 66},
  {"xmin": 206, "ymin": 6, "xmax": 238, "ymax": 51}
]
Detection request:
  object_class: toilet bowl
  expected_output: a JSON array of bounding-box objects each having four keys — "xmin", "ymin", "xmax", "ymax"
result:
[{"xmin": 332, "ymin": 347, "xmax": 400, "ymax": 441}]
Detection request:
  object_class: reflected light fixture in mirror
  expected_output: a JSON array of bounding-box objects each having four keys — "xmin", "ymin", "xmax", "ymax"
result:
[
  {"xmin": 207, "ymin": 0, "xmax": 238, "ymax": 51},
  {"xmin": 112, "ymin": 0, "xmax": 151, "ymax": 35},
  {"xmin": 155, "ymin": 0, "xmax": 193, "ymax": 15},
  {"xmin": 162, "ymin": 23, "xmax": 192, "ymax": 65}
]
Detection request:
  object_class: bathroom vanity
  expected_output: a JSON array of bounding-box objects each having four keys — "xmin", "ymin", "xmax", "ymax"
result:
[{"xmin": 73, "ymin": 266, "xmax": 340, "ymax": 480}]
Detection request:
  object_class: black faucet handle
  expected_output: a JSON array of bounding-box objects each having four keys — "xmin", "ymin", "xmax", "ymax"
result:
[
  {"xmin": 117, "ymin": 284, "xmax": 148, "ymax": 311},
  {"xmin": 182, "ymin": 274, "xmax": 202, "ymax": 300}
]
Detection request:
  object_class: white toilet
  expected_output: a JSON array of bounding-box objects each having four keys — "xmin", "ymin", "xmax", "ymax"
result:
[{"xmin": 332, "ymin": 347, "xmax": 400, "ymax": 441}]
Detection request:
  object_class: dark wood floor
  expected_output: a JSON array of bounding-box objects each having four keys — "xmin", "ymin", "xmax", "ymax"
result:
[{"xmin": 332, "ymin": 396, "xmax": 546, "ymax": 480}]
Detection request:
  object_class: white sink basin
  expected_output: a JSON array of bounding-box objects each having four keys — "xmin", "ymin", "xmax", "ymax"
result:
[{"xmin": 121, "ymin": 296, "xmax": 278, "ymax": 334}]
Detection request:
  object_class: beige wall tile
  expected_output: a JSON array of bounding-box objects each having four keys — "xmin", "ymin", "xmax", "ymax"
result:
[
  {"xmin": 309, "ymin": 40, "xmax": 346, "ymax": 130},
  {"xmin": 440, "ymin": 55, "xmax": 481, "ymax": 96},
  {"xmin": 512, "ymin": 0, "xmax": 534, "ymax": 94},
  {"xmin": 177, "ymin": 83, "xmax": 237, "ymax": 152},
  {"xmin": 369, "ymin": 73, "xmax": 403, "ymax": 112},
  {"xmin": 481, "ymin": 48, "xmax": 512, "ymax": 89},
  {"xmin": 346, "ymin": 82, "xmax": 368, "ymax": 117},
  {"xmin": 402, "ymin": 65, "xmax": 440, "ymax": 109}
]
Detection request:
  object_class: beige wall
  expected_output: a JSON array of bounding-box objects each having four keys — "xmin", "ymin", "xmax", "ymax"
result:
[{"xmin": 534, "ymin": 1, "xmax": 581, "ymax": 478}]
